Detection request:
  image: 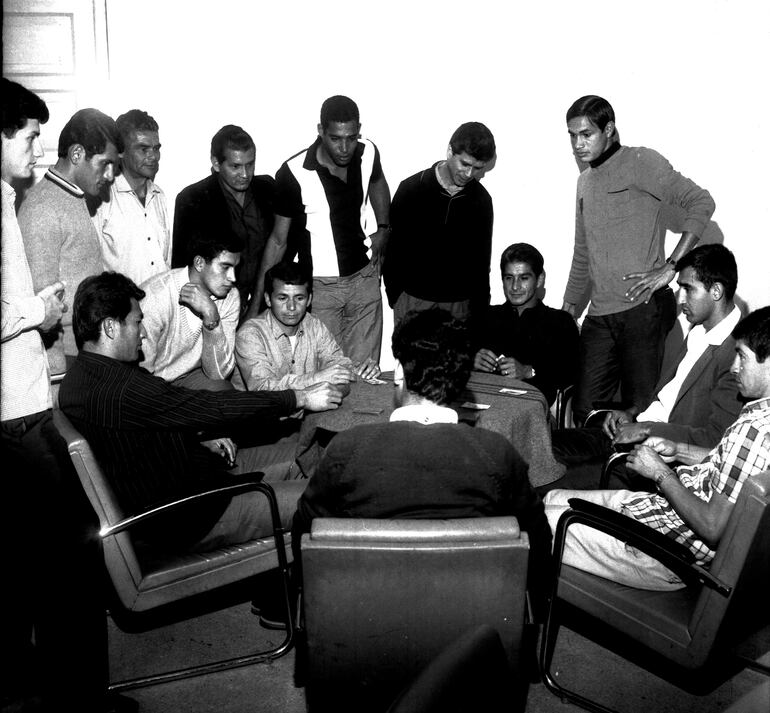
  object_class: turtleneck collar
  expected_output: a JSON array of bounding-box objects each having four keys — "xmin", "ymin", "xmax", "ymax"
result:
[{"xmin": 589, "ymin": 141, "xmax": 621, "ymax": 169}]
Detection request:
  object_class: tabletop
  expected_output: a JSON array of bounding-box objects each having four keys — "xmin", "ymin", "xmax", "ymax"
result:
[{"xmin": 295, "ymin": 371, "xmax": 565, "ymax": 487}]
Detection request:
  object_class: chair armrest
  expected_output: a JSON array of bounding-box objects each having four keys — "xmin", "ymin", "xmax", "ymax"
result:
[
  {"xmin": 99, "ymin": 477, "xmax": 271, "ymax": 539},
  {"xmin": 556, "ymin": 498, "xmax": 731, "ymax": 597},
  {"xmin": 583, "ymin": 408, "xmax": 613, "ymax": 429},
  {"xmin": 599, "ymin": 451, "xmax": 630, "ymax": 488}
]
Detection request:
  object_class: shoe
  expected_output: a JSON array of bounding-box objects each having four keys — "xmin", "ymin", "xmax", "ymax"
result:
[{"xmin": 258, "ymin": 610, "xmax": 290, "ymax": 630}]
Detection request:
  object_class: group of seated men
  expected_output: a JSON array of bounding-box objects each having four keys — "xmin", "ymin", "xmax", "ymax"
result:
[{"xmin": 3, "ymin": 75, "xmax": 770, "ymax": 713}]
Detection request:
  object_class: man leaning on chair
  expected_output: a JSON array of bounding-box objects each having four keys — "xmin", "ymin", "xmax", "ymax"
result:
[{"xmin": 544, "ymin": 306, "xmax": 770, "ymax": 591}]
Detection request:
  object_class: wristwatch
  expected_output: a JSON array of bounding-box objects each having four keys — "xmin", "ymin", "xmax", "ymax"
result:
[{"xmin": 654, "ymin": 470, "xmax": 671, "ymax": 488}]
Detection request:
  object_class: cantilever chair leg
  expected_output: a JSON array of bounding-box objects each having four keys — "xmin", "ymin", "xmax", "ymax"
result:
[
  {"xmin": 599, "ymin": 451, "xmax": 630, "ymax": 489},
  {"xmin": 109, "ymin": 482, "xmax": 295, "ymax": 693}
]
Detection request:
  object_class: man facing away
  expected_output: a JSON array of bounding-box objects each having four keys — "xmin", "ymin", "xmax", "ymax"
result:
[
  {"xmin": 544, "ymin": 307, "xmax": 770, "ymax": 591},
  {"xmin": 140, "ymin": 230, "xmax": 242, "ymax": 391},
  {"xmin": 233, "ymin": 261, "xmax": 380, "ymax": 392},
  {"xmin": 59, "ymin": 272, "xmax": 342, "ymax": 555},
  {"xmin": 563, "ymin": 95, "xmax": 715, "ymax": 425},
  {"xmin": 1, "ymin": 79, "xmax": 134, "ymax": 713},
  {"xmin": 18, "ymin": 108, "xmax": 122, "ymax": 375},
  {"xmin": 294, "ymin": 309, "xmax": 552, "ymax": 612},
  {"xmin": 384, "ymin": 121, "xmax": 496, "ymax": 328},
  {"xmin": 93, "ymin": 108, "xmax": 171, "ymax": 286},
  {"xmin": 473, "ymin": 242, "xmax": 579, "ymax": 407},
  {"xmin": 253, "ymin": 95, "xmax": 391, "ymax": 364},
  {"xmin": 551, "ymin": 244, "xmax": 744, "ymax": 489},
  {"xmin": 172, "ymin": 124, "xmax": 275, "ymax": 317}
]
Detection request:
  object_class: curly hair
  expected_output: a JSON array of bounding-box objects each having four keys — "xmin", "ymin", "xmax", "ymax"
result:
[{"xmin": 392, "ymin": 310, "xmax": 472, "ymax": 405}]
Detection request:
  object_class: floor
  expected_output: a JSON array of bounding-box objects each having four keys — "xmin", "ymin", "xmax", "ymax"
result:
[{"xmin": 110, "ymin": 593, "xmax": 770, "ymax": 713}]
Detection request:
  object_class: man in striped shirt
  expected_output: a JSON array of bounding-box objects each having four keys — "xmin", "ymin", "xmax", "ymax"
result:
[{"xmin": 543, "ymin": 307, "xmax": 770, "ymax": 590}]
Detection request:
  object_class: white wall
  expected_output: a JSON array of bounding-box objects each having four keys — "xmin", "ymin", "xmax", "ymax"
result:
[{"xmin": 81, "ymin": 0, "xmax": 769, "ymax": 366}]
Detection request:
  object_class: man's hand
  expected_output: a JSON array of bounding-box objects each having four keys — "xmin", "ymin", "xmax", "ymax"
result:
[
  {"xmin": 353, "ymin": 358, "xmax": 381, "ymax": 381},
  {"xmin": 296, "ymin": 382, "xmax": 343, "ymax": 412},
  {"xmin": 602, "ymin": 409, "xmax": 635, "ymax": 439},
  {"xmin": 626, "ymin": 443, "xmax": 673, "ymax": 482},
  {"xmin": 368, "ymin": 227, "xmax": 390, "ymax": 270},
  {"xmin": 623, "ymin": 263, "xmax": 676, "ymax": 304},
  {"xmin": 179, "ymin": 283, "xmax": 219, "ymax": 324},
  {"xmin": 498, "ymin": 356, "xmax": 530, "ymax": 379},
  {"xmin": 639, "ymin": 435, "xmax": 680, "ymax": 463},
  {"xmin": 474, "ymin": 348, "xmax": 498, "ymax": 373},
  {"xmin": 200, "ymin": 437, "xmax": 237, "ymax": 467},
  {"xmin": 37, "ymin": 281, "xmax": 67, "ymax": 332},
  {"xmin": 315, "ymin": 364, "xmax": 356, "ymax": 385},
  {"xmin": 561, "ymin": 301, "xmax": 578, "ymax": 319},
  {"xmin": 611, "ymin": 422, "xmax": 651, "ymax": 447}
]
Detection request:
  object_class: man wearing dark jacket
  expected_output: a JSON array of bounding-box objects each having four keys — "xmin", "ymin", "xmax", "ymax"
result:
[{"xmin": 172, "ymin": 125, "xmax": 275, "ymax": 317}]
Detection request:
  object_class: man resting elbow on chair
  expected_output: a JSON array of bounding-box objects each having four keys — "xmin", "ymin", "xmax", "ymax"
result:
[{"xmin": 544, "ymin": 307, "xmax": 770, "ymax": 590}]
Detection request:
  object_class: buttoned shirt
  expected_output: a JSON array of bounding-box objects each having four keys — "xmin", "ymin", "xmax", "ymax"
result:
[
  {"xmin": 1, "ymin": 180, "xmax": 51, "ymax": 420},
  {"xmin": 640, "ymin": 306, "xmax": 741, "ymax": 423},
  {"xmin": 233, "ymin": 309, "xmax": 352, "ymax": 391},
  {"xmin": 622, "ymin": 397, "xmax": 770, "ymax": 563},
  {"xmin": 389, "ymin": 403, "xmax": 459, "ymax": 425},
  {"xmin": 94, "ymin": 174, "xmax": 171, "ymax": 286},
  {"xmin": 140, "ymin": 268, "xmax": 240, "ymax": 382}
]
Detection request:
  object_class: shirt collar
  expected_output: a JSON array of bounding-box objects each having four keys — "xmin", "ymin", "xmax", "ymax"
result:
[
  {"xmin": 740, "ymin": 397, "xmax": 770, "ymax": 416},
  {"xmin": 589, "ymin": 141, "xmax": 621, "ymax": 169},
  {"xmin": 390, "ymin": 403, "xmax": 458, "ymax": 425},
  {"xmin": 704, "ymin": 305, "xmax": 741, "ymax": 346},
  {"xmin": 46, "ymin": 167, "xmax": 84, "ymax": 197},
  {"xmin": 114, "ymin": 173, "xmax": 158, "ymax": 195},
  {"xmin": 1, "ymin": 179, "xmax": 15, "ymax": 200},
  {"xmin": 302, "ymin": 136, "xmax": 364, "ymax": 172}
]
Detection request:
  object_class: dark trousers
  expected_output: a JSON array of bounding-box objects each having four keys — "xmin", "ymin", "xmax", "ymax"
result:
[
  {"xmin": 1, "ymin": 409, "xmax": 108, "ymax": 711},
  {"xmin": 572, "ymin": 287, "xmax": 676, "ymax": 425}
]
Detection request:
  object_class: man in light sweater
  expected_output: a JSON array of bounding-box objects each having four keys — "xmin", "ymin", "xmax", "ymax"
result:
[
  {"xmin": 563, "ymin": 95, "xmax": 715, "ymax": 425},
  {"xmin": 140, "ymin": 229, "xmax": 241, "ymax": 391},
  {"xmin": 18, "ymin": 107, "xmax": 122, "ymax": 376}
]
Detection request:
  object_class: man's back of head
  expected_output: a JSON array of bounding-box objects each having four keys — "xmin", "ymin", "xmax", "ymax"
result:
[{"xmin": 392, "ymin": 309, "xmax": 472, "ymax": 406}]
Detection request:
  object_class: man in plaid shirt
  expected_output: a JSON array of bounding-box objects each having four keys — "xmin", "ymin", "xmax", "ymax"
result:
[{"xmin": 544, "ymin": 306, "xmax": 770, "ymax": 590}]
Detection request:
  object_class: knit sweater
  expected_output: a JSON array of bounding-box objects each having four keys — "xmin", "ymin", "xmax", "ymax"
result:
[
  {"xmin": 564, "ymin": 146, "xmax": 715, "ymax": 316},
  {"xmin": 17, "ymin": 169, "xmax": 104, "ymax": 374}
]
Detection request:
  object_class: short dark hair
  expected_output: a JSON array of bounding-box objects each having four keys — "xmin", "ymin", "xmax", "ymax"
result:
[
  {"xmin": 500, "ymin": 243, "xmax": 544, "ymax": 278},
  {"xmin": 449, "ymin": 122, "xmax": 496, "ymax": 162},
  {"xmin": 733, "ymin": 307, "xmax": 770, "ymax": 363},
  {"xmin": 319, "ymin": 95, "xmax": 360, "ymax": 130},
  {"xmin": 210, "ymin": 124, "xmax": 255, "ymax": 163},
  {"xmin": 116, "ymin": 109, "xmax": 159, "ymax": 146},
  {"xmin": 57, "ymin": 108, "xmax": 123, "ymax": 158},
  {"xmin": 676, "ymin": 244, "xmax": 738, "ymax": 299},
  {"xmin": 73, "ymin": 272, "xmax": 144, "ymax": 349},
  {"xmin": 2, "ymin": 79, "xmax": 49, "ymax": 138},
  {"xmin": 566, "ymin": 95, "xmax": 616, "ymax": 131},
  {"xmin": 392, "ymin": 310, "xmax": 472, "ymax": 406},
  {"xmin": 265, "ymin": 261, "xmax": 311, "ymax": 296},
  {"xmin": 186, "ymin": 228, "xmax": 244, "ymax": 266}
]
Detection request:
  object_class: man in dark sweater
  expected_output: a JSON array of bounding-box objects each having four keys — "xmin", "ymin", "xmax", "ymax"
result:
[
  {"xmin": 294, "ymin": 309, "xmax": 551, "ymax": 610},
  {"xmin": 473, "ymin": 243, "xmax": 579, "ymax": 406},
  {"xmin": 383, "ymin": 122, "xmax": 495, "ymax": 329},
  {"xmin": 59, "ymin": 272, "xmax": 342, "ymax": 553}
]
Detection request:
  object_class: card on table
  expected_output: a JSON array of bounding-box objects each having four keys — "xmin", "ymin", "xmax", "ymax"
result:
[{"xmin": 460, "ymin": 401, "xmax": 490, "ymax": 410}]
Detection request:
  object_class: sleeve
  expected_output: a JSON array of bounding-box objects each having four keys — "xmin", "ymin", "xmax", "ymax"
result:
[
  {"xmin": 382, "ymin": 179, "xmax": 410, "ymax": 306},
  {"xmin": 273, "ymin": 162, "xmax": 305, "ymax": 219},
  {"xmin": 171, "ymin": 186, "xmax": 198, "ymax": 268},
  {"xmin": 17, "ymin": 198, "xmax": 62, "ymax": 299},
  {"xmin": 563, "ymin": 188, "xmax": 590, "ymax": 305},
  {"xmin": 200, "ymin": 290, "xmax": 240, "ymax": 379},
  {"xmin": 138, "ymin": 284, "xmax": 168, "ymax": 374},
  {"xmin": 525, "ymin": 310, "xmax": 581, "ymax": 403},
  {"xmin": 637, "ymin": 149, "xmax": 715, "ymax": 237},
  {"xmin": 368, "ymin": 142, "xmax": 384, "ymax": 183},
  {"xmin": 314, "ymin": 319, "xmax": 354, "ymax": 371},
  {"xmin": 469, "ymin": 192, "xmax": 493, "ymax": 315},
  {"xmin": 1, "ymin": 295, "xmax": 46, "ymax": 342}
]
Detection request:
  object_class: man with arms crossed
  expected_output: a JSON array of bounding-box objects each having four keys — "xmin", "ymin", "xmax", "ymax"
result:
[
  {"xmin": 474, "ymin": 242, "xmax": 579, "ymax": 407},
  {"xmin": 1, "ymin": 80, "xmax": 133, "ymax": 713},
  {"xmin": 253, "ymin": 96, "xmax": 391, "ymax": 364},
  {"xmin": 563, "ymin": 95, "xmax": 715, "ymax": 425},
  {"xmin": 234, "ymin": 261, "xmax": 380, "ymax": 392},
  {"xmin": 544, "ymin": 307, "xmax": 770, "ymax": 590},
  {"xmin": 384, "ymin": 122, "xmax": 496, "ymax": 328},
  {"xmin": 93, "ymin": 109, "xmax": 171, "ymax": 286}
]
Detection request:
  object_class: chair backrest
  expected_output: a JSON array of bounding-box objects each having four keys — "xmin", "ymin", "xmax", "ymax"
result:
[
  {"xmin": 53, "ymin": 409, "xmax": 145, "ymax": 609},
  {"xmin": 301, "ymin": 516, "xmax": 529, "ymax": 710},
  {"xmin": 689, "ymin": 470, "xmax": 770, "ymax": 658},
  {"xmin": 385, "ymin": 624, "xmax": 514, "ymax": 713}
]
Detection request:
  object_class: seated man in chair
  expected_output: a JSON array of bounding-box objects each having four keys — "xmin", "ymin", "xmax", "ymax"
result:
[
  {"xmin": 294, "ymin": 309, "xmax": 552, "ymax": 611},
  {"xmin": 544, "ymin": 306, "xmax": 770, "ymax": 590},
  {"xmin": 549, "ymin": 244, "xmax": 743, "ymax": 490},
  {"xmin": 59, "ymin": 272, "xmax": 342, "ymax": 554}
]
